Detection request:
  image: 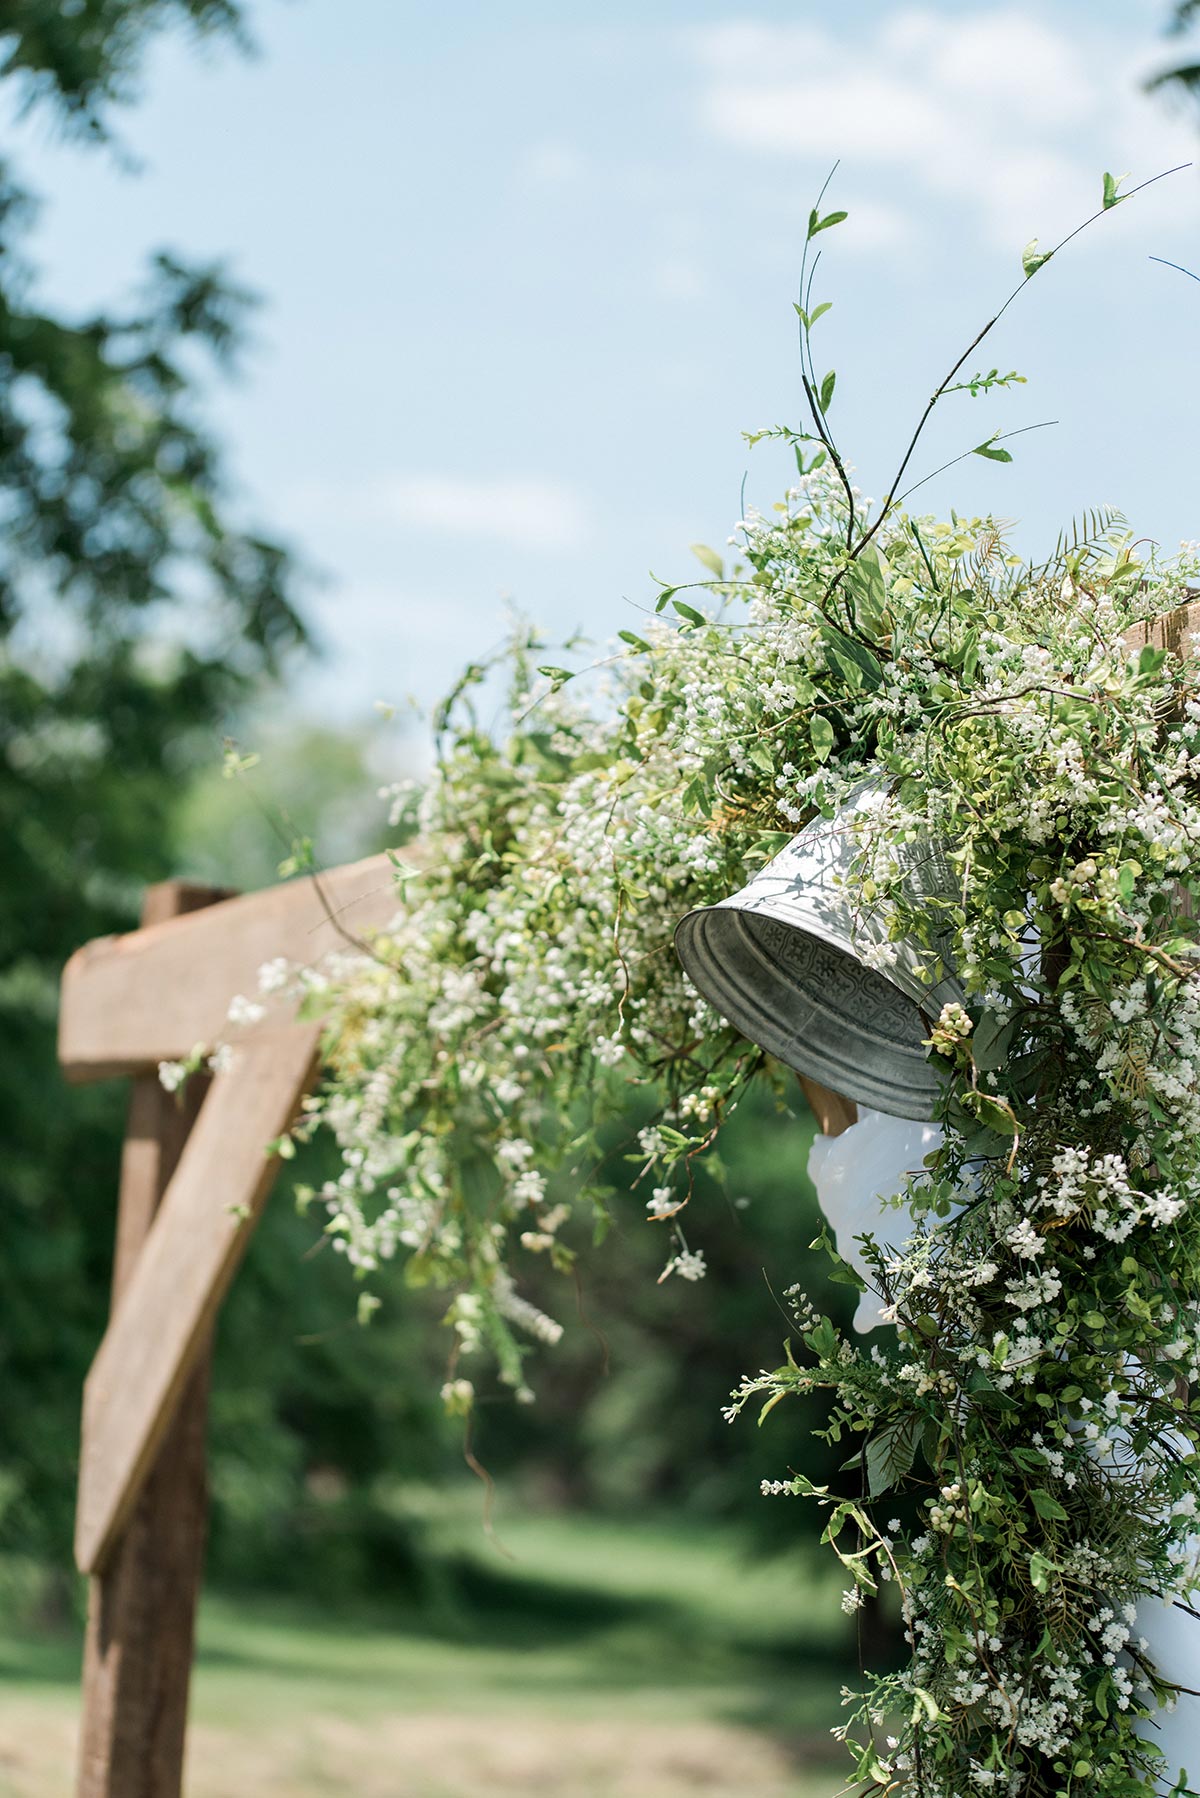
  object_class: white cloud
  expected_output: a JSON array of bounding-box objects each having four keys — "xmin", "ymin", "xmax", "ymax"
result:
[
  {"xmin": 688, "ymin": 22, "xmax": 831, "ymax": 75},
  {"xmin": 706, "ymin": 73, "xmax": 952, "ymax": 162},
  {"xmin": 918, "ymin": 14, "xmax": 1098, "ymax": 122},
  {"xmin": 302, "ymin": 474, "xmax": 592, "ymax": 554},
  {"xmin": 380, "ymin": 476, "xmax": 590, "ymax": 552},
  {"xmin": 687, "ymin": 7, "xmax": 1190, "ymax": 252}
]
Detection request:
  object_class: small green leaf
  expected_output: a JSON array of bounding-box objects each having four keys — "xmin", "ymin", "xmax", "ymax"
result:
[
  {"xmin": 807, "ymin": 207, "xmax": 848, "ymax": 238},
  {"xmin": 690, "ymin": 542, "xmax": 724, "ymax": 578},
  {"xmin": 1029, "ymin": 1551, "xmax": 1053, "ymax": 1593},
  {"xmin": 1102, "ymin": 170, "xmax": 1127, "ymax": 210},
  {"xmin": 786, "ymin": 1473, "xmax": 828, "ymax": 1498},
  {"xmin": 618, "ymin": 629, "xmax": 651, "ymax": 652},
  {"xmin": 960, "ymin": 1090, "xmax": 1018, "ymax": 1136},
  {"xmin": 1029, "ymin": 1488, "xmax": 1069, "ymax": 1523},
  {"xmin": 222, "ymin": 746, "xmax": 260, "ymax": 780},
  {"xmin": 911, "ymin": 1687, "xmax": 940, "ymax": 1724},
  {"xmin": 277, "ymin": 835, "xmax": 316, "ymax": 879},
  {"xmin": 819, "ymin": 369, "xmax": 836, "ymax": 411},
  {"xmin": 809, "ymin": 713, "xmax": 835, "ymax": 762},
  {"xmin": 809, "ymin": 300, "xmax": 832, "ymax": 325},
  {"xmin": 866, "ymin": 1413, "xmax": 920, "ymax": 1497},
  {"xmin": 672, "ymin": 599, "xmax": 708, "ymax": 628},
  {"xmin": 1022, "ymin": 237, "xmax": 1054, "ymax": 278},
  {"xmin": 803, "ymin": 1315, "xmax": 839, "ymax": 1361},
  {"xmin": 1117, "ymin": 859, "xmax": 1141, "ymax": 903},
  {"xmin": 973, "ymin": 437, "xmax": 1013, "ymax": 463},
  {"xmin": 537, "ymin": 665, "xmax": 574, "ymax": 685},
  {"xmin": 972, "ymin": 1010, "xmax": 1017, "ymax": 1073}
]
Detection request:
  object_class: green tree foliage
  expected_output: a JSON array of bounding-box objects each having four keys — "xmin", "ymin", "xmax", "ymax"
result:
[
  {"xmin": 0, "ymin": 0, "xmax": 307, "ymax": 1575},
  {"xmin": 1147, "ymin": 1, "xmax": 1200, "ymax": 108},
  {"xmin": 0, "ymin": 0, "xmax": 247, "ymax": 133}
]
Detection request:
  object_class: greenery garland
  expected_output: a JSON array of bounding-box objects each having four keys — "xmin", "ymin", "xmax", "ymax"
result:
[{"xmin": 205, "ymin": 175, "xmax": 1200, "ymax": 1794}]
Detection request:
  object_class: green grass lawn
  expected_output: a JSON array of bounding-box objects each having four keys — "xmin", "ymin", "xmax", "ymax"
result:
[{"xmin": 0, "ymin": 1506, "xmax": 856, "ymax": 1796}]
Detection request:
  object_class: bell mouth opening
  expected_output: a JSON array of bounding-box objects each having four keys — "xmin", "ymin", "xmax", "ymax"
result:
[{"xmin": 674, "ymin": 905, "xmax": 941, "ymax": 1124}]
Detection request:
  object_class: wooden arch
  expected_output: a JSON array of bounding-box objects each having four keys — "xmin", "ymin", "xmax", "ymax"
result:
[{"xmin": 56, "ymin": 599, "xmax": 1195, "ymax": 1796}]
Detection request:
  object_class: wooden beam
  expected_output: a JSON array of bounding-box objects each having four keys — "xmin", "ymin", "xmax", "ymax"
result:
[
  {"xmin": 798, "ymin": 1074, "xmax": 857, "ymax": 1139},
  {"xmin": 59, "ymin": 854, "xmax": 401, "ymax": 1081},
  {"xmin": 1122, "ymin": 598, "xmax": 1200, "ymax": 659},
  {"xmin": 77, "ymin": 880, "xmax": 230, "ymax": 1798},
  {"xmin": 76, "ymin": 1021, "xmax": 321, "ymax": 1576}
]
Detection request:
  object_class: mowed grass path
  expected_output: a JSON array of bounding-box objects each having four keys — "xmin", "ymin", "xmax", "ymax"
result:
[{"xmin": 0, "ymin": 1508, "xmax": 853, "ymax": 1796}]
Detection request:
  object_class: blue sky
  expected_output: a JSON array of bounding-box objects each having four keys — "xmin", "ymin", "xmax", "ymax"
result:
[{"xmin": 10, "ymin": 1, "xmax": 1200, "ymax": 735}]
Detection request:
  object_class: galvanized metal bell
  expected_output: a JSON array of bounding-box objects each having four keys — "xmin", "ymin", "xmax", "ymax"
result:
[{"xmin": 673, "ymin": 783, "xmax": 964, "ymax": 1122}]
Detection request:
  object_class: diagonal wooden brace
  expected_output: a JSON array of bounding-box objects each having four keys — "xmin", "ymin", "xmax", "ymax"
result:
[{"xmin": 76, "ymin": 1020, "xmax": 321, "ymax": 1578}]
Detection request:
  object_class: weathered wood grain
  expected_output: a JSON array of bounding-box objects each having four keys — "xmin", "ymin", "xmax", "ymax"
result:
[
  {"xmin": 75, "ymin": 1021, "xmax": 322, "ymax": 1576},
  {"xmin": 59, "ymin": 854, "xmax": 401, "ymax": 1080},
  {"xmin": 797, "ymin": 1074, "xmax": 858, "ymax": 1139},
  {"xmin": 77, "ymin": 881, "xmax": 230, "ymax": 1798},
  {"xmin": 1122, "ymin": 598, "xmax": 1200, "ymax": 659}
]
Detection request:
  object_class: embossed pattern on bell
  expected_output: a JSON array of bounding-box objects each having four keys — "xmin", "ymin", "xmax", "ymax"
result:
[{"xmin": 673, "ymin": 782, "xmax": 964, "ymax": 1122}]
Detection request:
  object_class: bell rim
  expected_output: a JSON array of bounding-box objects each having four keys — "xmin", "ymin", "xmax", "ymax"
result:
[{"xmin": 674, "ymin": 903, "xmax": 943, "ymax": 1124}]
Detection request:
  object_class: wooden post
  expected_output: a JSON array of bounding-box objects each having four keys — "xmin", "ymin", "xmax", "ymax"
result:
[
  {"xmin": 797, "ymin": 1073, "xmax": 857, "ymax": 1139},
  {"xmin": 77, "ymin": 881, "xmax": 231, "ymax": 1798}
]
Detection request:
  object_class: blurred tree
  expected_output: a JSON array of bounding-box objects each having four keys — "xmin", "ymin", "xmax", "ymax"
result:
[
  {"xmin": 176, "ymin": 721, "xmax": 405, "ymax": 892},
  {"xmin": 467, "ymin": 1079, "xmax": 855, "ymax": 1549},
  {"xmin": 1147, "ymin": 2, "xmax": 1200, "ymax": 107},
  {"xmin": 0, "ymin": 1, "xmax": 248, "ymax": 130},
  {"xmin": 0, "ymin": 0, "xmax": 309, "ymax": 1582}
]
